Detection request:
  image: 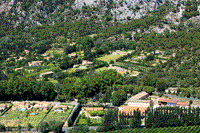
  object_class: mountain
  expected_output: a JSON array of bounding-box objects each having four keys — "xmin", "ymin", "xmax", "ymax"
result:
[{"xmin": 0, "ymin": 0, "xmax": 178, "ymax": 28}]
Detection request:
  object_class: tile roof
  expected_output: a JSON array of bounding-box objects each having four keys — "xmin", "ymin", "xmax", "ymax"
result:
[
  {"xmin": 83, "ymin": 107, "xmax": 104, "ymax": 111},
  {"xmin": 177, "ymin": 102, "xmax": 189, "ymax": 106},
  {"xmin": 0, "ymin": 104, "xmax": 6, "ymax": 107},
  {"xmin": 127, "ymin": 100, "xmax": 151, "ymax": 103},
  {"xmin": 119, "ymin": 106, "xmax": 148, "ymax": 115},
  {"xmin": 192, "ymin": 101, "xmax": 200, "ymax": 106},
  {"xmin": 40, "ymin": 71, "xmax": 54, "ymax": 76},
  {"xmin": 126, "ymin": 91, "xmax": 148, "ymax": 102},
  {"xmin": 158, "ymin": 98, "xmax": 178, "ymax": 104}
]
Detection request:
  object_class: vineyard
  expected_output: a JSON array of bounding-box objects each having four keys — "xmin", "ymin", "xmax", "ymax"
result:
[
  {"xmin": 115, "ymin": 62, "xmax": 154, "ymax": 72},
  {"xmin": 107, "ymin": 125, "xmax": 200, "ymax": 133}
]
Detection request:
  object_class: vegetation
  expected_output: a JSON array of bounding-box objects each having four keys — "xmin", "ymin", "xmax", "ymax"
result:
[
  {"xmin": 107, "ymin": 125, "xmax": 200, "ymax": 133},
  {"xmin": 42, "ymin": 107, "xmax": 73, "ymax": 123},
  {"xmin": 145, "ymin": 107, "xmax": 200, "ymax": 128}
]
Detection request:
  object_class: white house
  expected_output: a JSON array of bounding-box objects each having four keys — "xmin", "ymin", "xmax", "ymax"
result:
[
  {"xmin": 165, "ymin": 87, "xmax": 178, "ymax": 94},
  {"xmin": 108, "ymin": 65, "xmax": 127, "ymax": 73},
  {"xmin": 28, "ymin": 61, "xmax": 43, "ymax": 67},
  {"xmin": 82, "ymin": 60, "xmax": 93, "ymax": 66}
]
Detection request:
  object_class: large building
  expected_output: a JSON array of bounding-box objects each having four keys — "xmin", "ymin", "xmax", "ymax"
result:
[
  {"xmin": 126, "ymin": 100, "xmax": 151, "ymax": 107},
  {"xmin": 158, "ymin": 98, "xmax": 178, "ymax": 106}
]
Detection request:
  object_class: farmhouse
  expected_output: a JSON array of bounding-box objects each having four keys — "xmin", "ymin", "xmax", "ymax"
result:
[
  {"xmin": 165, "ymin": 87, "xmax": 178, "ymax": 94},
  {"xmin": 0, "ymin": 104, "xmax": 7, "ymax": 110},
  {"xmin": 28, "ymin": 61, "xmax": 43, "ymax": 67},
  {"xmin": 112, "ymin": 50, "xmax": 128, "ymax": 55},
  {"xmin": 155, "ymin": 50, "xmax": 165, "ymax": 55},
  {"xmin": 24, "ymin": 50, "xmax": 30, "ymax": 54},
  {"xmin": 33, "ymin": 102, "xmax": 51, "ymax": 110},
  {"xmin": 158, "ymin": 98, "xmax": 178, "ymax": 106},
  {"xmin": 39, "ymin": 71, "xmax": 54, "ymax": 78},
  {"xmin": 18, "ymin": 56, "xmax": 26, "ymax": 61},
  {"xmin": 131, "ymin": 55, "xmax": 146, "ymax": 61},
  {"xmin": 82, "ymin": 60, "xmax": 93, "ymax": 66},
  {"xmin": 108, "ymin": 65, "xmax": 127, "ymax": 73},
  {"xmin": 44, "ymin": 55, "xmax": 54, "ymax": 60},
  {"xmin": 41, "ymin": 53, "xmax": 50, "ymax": 56},
  {"xmin": 12, "ymin": 102, "xmax": 32, "ymax": 110},
  {"xmin": 68, "ymin": 53, "xmax": 77, "ymax": 58},
  {"xmin": 14, "ymin": 67, "xmax": 23, "ymax": 71}
]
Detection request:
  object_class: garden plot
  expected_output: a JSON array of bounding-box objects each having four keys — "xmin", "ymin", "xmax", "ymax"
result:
[
  {"xmin": 0, "ymin": 110, "xmax": 27, "ymax": 127},
  {"xmin": 18, "ymin": 110, "xmax": 48, "ymax": 127},
  {"xmin": 42, "ymin": 106, "xmax": 74, "ymax": 123}
]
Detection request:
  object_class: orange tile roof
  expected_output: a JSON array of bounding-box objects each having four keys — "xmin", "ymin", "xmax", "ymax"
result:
[
  {"xmin": 177, "ymin": 102, "xmax": 189, "ymax": 106},
  {"xmin": 84, "ymin": 107, "xmax": 104, "ymax": 111},
  {"xmin": 119, "ymin": 106, "xmax": 148, "ymax": 116},
  {"xmin": 158, "ymin": 98, "xmax": 178, "ymax": 104}
]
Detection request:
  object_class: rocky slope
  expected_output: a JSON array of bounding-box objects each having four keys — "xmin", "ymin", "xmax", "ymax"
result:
[{"xmin": 0, "ymin": 0, "xmax": 199, "ymax": 30}]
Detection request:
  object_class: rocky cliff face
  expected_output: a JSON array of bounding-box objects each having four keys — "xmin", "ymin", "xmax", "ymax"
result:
[{"xmin": 0, "ymin": 0, "xmax": 199, "ymax": 29}]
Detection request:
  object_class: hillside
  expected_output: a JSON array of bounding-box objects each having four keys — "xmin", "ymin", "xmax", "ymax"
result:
[{"xmin": 1, "ymin": 0, "xmax": 192, "ymax": 28}]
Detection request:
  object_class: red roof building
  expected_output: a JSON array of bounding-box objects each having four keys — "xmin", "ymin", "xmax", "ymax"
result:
[
  {"xmin": 158, "ymin": 98, "xmax": 178, "ymax": 106},
  {"xmin": 177, "ymin": 102, "xmax": 190, "ymax": 107}
]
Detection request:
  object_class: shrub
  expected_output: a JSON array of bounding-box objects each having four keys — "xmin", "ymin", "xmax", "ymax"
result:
[
  {"xmin": 96, "ymin": 126, "xmax": 106, "ymax": 132},
  {"xmin": 97, "ymin": 111, "xmax": 104, "ymax": 116},
  {"xmin": 0, "ymin": 123, "xmax": 6, "ymax": 132},
  {"xmin": 89, "ymin": 111, "xmax": 97, "ymax": 116},
  {"xmin": 82, "ymin": 112, "xmax": 86, "ymax": 119}
]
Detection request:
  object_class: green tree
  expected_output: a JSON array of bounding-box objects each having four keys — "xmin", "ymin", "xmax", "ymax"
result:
[
  {"xmin": 48, "ymin": 120, "xmax": 64, "ymax": 133},
  {"xmin": 0, "ymin": 123, "xmax": 6, "ymax": 132},
  {"xmin": 37, "ymin": 122, "xmax": 48, "ymax": 133},
  {"xmin": 111, "ymin": 89, "xmax": 127, "ymax": 106},
  {"xmin": 27, "ymin": 123, "xmax": 33, "ymax": 131}
]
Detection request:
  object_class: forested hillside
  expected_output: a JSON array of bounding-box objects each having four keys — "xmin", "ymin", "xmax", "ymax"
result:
[{"xmin": 0, "ymin": 0, "xmax": 200, "ymax": 104}]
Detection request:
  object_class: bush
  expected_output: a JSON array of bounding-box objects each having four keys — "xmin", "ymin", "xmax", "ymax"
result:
[
  {"xmin": 89, "ymin": 111, "xmax": 97, "ymax": 116},
  {"xmin": 0, "ymin": 123, "xmax": 6, "ymax": 132},
  {"xmin": 96, "ymin": 126, "xmax": 106, "ymax": 132},
  {"xmin": 97, "ymin": 111, "xmax": 104, "ymax": 116},
  {"xmin": 82, "ymin": 112, "xmax": 86, "ymax": 119}
]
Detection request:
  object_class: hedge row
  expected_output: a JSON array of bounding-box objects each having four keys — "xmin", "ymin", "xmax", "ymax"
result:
[
  {"xmin": 107, "ymin": 125, "xmax": 200, "ymax": 133},
  {"xmin": 89, "ymin": 111, "xmax": 104, "ymax": 117},
  {"xmin": 0, "ymin": 104, "xmax": 13, "ymax": 117},
  {"xmin": 67, "ymin": 104, "xmax": 82, "ymax": 127}
]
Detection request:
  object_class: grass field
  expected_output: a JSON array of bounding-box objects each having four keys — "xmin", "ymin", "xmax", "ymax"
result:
[
  {"xmin": 45, "ymin": 48, "xmax": 64, "ymax": 55},
  {"xmin": 97, "ymin": 54, "xmax": 124, "ymax": 63},
  {"xmin": 95, "ymin": 67, "xmax": 108, "ymax": 72},
  {"xmin": 42, "ymin": 107, "xmax": 73, "ymax": 123}
]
